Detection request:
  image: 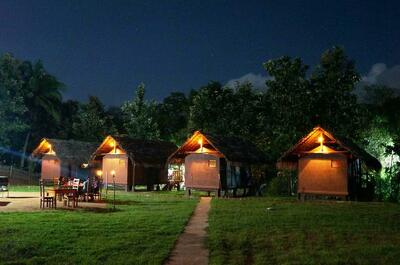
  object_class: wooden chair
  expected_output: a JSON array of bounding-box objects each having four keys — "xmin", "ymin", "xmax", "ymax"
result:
[
  {"xmin": 39, "ymin": 180, "xmax": 55, "ymax": 209},
  {"xmin": 0, "ymin": 176, "xmax": 9, "ymax": 198},
  {"xmin": 65, "ymin": 178, "xmax": 80, "ymax": 207},
  {"xmin": 66, "ymin": 191, "xmax": 78, "ymax": 207}
]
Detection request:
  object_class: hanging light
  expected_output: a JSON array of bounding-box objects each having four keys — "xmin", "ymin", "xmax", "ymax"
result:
[
  {"xmin": 318, "ymin": 134, "xmax": 324, "ymax": 152},
  {"xmin": 198, "ymin": 138, "xmax": 203, "ymax": 152}
]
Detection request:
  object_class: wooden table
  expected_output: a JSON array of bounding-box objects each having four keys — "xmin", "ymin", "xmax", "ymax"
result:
[{"xmin": 49, "ymin": 187, "xmax": 79, "ymax": 208}]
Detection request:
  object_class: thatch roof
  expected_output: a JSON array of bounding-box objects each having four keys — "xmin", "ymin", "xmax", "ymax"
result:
[
  {"xmin": 92, "ymin": 135, "xmax": 177, "ymax": 165},
  {"xmin": 278, "ymin": 127, "xmax": 382, "ymax": 171},
  {"xmin": 32, "ymin": 138, "xmax": 99, "ymax": 167},
  {"xmin": 169, "ymin": 131, "xmax": 266, "ymax": 163}
]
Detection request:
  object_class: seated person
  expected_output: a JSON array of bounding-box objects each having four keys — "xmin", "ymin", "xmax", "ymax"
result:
[{"xmin": 82, "ymin": 178, "xmax": 89, "ymax": 194}]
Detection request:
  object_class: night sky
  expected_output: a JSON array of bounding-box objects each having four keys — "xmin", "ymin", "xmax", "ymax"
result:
[{"xmin": 1, "ymin": 0, "xmax": 399, "ymax": 106}]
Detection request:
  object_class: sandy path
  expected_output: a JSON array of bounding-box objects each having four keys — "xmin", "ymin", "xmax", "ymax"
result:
[{"xmin": 0, "ymin": 192, "xmax": 106, "ymax": 212}]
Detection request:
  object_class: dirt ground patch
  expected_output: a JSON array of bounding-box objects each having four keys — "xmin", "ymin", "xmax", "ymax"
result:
[{"xmin": 0, "ymin": 192, "xmax": 107, "ymax": 212}]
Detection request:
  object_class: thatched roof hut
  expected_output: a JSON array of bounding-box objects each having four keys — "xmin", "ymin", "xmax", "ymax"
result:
[
  {"xmin": 90, "ymin": 135, "xmax": 177, "ymax": 190},
  {"xmin": 32, "ymin": 138, "xmax": 99, "ymax": 180},
  {"xmin": 278, "ymin": 127, "xmax": 381, "ymax": 171},
  {"xmin": 169, "ymin": 131, "xmax": 265, "ymax": 164},
  {"xmin": 277, "ymin": 126, "xmax": 381, "ymax": 200},
  {"xmin": 168, "ymin": 131, "xmax": 265, "ymax": 196}
]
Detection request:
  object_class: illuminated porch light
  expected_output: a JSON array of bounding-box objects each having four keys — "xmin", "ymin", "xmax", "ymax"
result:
[
  {"xmin": 96, "ymin": 170, "xmax": 103, "ymax": 177},
  {"xmin": 110, "ymin": 170, "xmax": 116, "ymax": 176},
  {"xmin": 318, "ymin": 134, "xmax": 324, "ymax": 152},
  {"xmin": 109, "ymin": 140, "xmax": 117, "ymax": 153},
  {"xmin": 198, "ymin": 138, "xmax": 203, "ymax": 152},
  {"xmin": 46, "ymin": 143, "xmax": 56, "ymax": 155}
]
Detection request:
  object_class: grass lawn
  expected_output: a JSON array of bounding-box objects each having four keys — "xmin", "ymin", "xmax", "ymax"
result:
[
  {"xmin": 0, "ymin": 191, "xmax": 197, "ymax": 265},
  {"xmin": 208, "ymin": 197, "xmax": 400, "ymax": 265},
  {"xmin": 9, "ymin": 185, "xmax": 40, "ymax": 192}
]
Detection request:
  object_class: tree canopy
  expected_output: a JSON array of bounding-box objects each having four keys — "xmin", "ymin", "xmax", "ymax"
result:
[{"xmin": 1, "ymin": 48, "xmax": 399, "ymax": 201}]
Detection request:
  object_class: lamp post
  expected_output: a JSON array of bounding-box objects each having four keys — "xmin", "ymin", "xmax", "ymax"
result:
[
  {"xmin": 96, "ymin": 170, "xmax": 103, "ymax": 198},
  {"xmin": 111, "ymin": 170, "xmax": 116, "ymax": 211}
]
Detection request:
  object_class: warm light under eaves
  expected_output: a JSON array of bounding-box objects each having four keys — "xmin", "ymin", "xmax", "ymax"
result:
[
  {"xmin": 318, "ymin": 134, "xmax": 324, "ymax": 152},
  {"xmin": 198, "ymin": 138, "xmax": 203, "ymax": 152},
  {"xmin": 46, "ymin": 143, "xmax": 55, "ymax": 155}
]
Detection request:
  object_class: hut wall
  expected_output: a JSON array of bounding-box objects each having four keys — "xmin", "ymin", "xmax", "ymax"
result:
[
  {"xmin": 41, "ymin": 155, "xmax": 61, "ymax": 181},
  {"xmin": 102, "ymin": 154, "xmax": 129, "ymax": 186},
  {"xmin": 298, "ymin": 153, "xmax": 348, "ymax": 196},
  {"xmin": 185, "ymin": 153, "xmax": 220, "ymax": 190}
]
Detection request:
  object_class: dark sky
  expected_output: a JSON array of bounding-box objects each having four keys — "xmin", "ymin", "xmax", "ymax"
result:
[{"xmin": 1, "ymin": 0, "xmax": 399, "ymax": 106}]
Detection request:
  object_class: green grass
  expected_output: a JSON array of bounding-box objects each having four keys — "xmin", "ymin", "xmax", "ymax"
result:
[
  {"xmin": 9, "ymin": 185, "xmax": 40, "ymax": 192},
  {"xmin": 0, "ymin": 191, "xmax": 197, "ymax": 265},
  {"xmin": 208, "ymin": 197, "xmax": 400, "ymax": 265}
]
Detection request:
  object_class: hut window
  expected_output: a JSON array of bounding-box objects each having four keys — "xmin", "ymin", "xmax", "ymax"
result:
[
  {"xmin": 208, "ymin": 159, "xmax": 216, "ymax": 168},
  {"xmin": 119, "ymin": 160, "xmax": 126, "ymax": 166},
  {"xmin": 331, "ymin": 160, "xmax": 341, "ymax": 168}
]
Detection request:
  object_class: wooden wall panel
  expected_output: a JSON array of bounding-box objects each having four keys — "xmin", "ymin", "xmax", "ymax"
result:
[
  {"xmin": 185, "ymin": 153, "xmax": 220, "ymax": 190},
  {"xmin": 298, "ymin": 154, "xmax": 348, "ymax": 196},
  {"xmin": 102, "ymin": 154, "xmax": 128, "ymax": 185},
  {"xmin": 41, "ymin": 155, "xmax": 61, "ymax": 181}
]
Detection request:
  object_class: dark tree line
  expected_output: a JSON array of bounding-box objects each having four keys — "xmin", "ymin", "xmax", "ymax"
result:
[{"xmin": 1, "ymin": 47, "xmax": 399, "ymax": 201}]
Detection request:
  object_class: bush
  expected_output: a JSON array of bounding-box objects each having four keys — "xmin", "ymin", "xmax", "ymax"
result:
[{"xmin": 266, "ymin": 173, "xmax": 290, "ymax": 196}]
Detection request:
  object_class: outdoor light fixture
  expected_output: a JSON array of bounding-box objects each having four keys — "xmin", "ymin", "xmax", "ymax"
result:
[
  {"xmin": 96, "ymin": 170, "xmax": 103, "ymax": 177},
  {"xmin": 110, "ymin": 141, "xmax": 117, "ymax": 154},
  {"xmin": 46, "ymin": 143, "xmax": 55, "ymax": 155},
  {"xmin": 198, "ymin": 138, "xmax": 203, "ymax": 152},
  {"xmin": 318, "ymin": 134, "xmax": 324, "ymax": 152},
  {"xmin": 111, "ymin": 169, "xmax": 116, "ymax": 211}
]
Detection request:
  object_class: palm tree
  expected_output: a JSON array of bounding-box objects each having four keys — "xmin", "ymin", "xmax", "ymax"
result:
[{"xmin": 20, "ymin": 60, "xmax": 64, "ymax": 167}]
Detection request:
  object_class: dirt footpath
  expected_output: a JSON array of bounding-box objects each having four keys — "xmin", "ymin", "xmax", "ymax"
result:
[{"xmin": 166, "ymin": 196, "xmax": 212, "ymax": 265}]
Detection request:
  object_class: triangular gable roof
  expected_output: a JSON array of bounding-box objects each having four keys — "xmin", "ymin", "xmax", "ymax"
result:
[
  {"xmin": 92, "ymin": 135, "xmax": 177, "ymax": 165},
  {"xmin": 169, "ymin": 131, "xmax": 265, "ymax": 163},
  {"xmin": 279, "ymin": 126, "xmax": 381, "ymax": 170},
  {"xmin": 32, "ymin": 138, "xmax": 99, "ymax": 167}
]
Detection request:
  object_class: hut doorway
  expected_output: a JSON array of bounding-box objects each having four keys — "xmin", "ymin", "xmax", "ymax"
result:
[{"xmin": 168, "ymin": 163, "xmax": 185, "ymax": 189}]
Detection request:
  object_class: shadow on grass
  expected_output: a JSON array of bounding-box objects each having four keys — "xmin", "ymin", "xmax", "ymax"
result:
[
  {"xmin": 57, "ymin": 207, "xmax": 121, "ymax": 213},
  {"xmin": 108, "ymin": 200, "xmax": 141, "ymax": 206}
]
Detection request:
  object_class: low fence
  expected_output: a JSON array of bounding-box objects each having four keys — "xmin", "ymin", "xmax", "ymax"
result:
[{"xmin": 0, "ymin": 165, "xmax": 40, "ymax": 185}]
